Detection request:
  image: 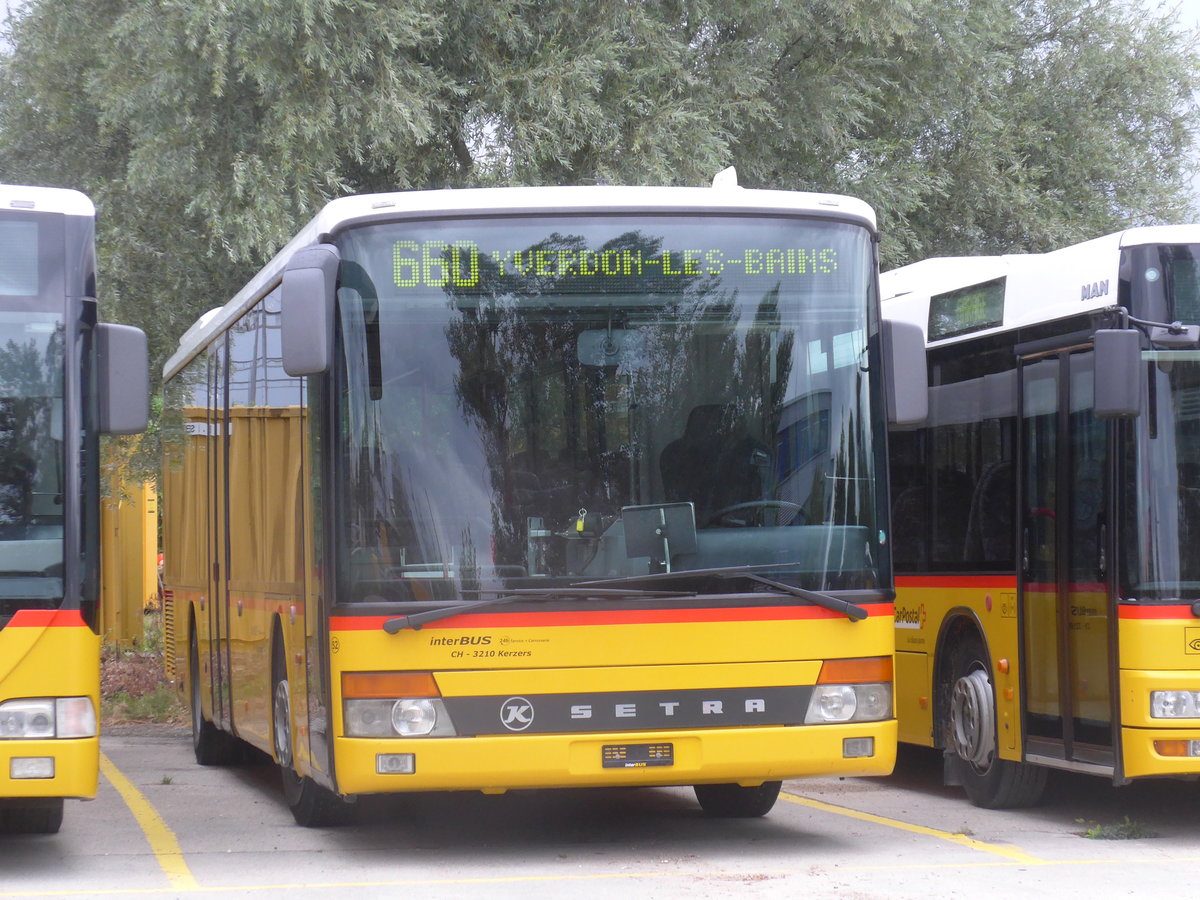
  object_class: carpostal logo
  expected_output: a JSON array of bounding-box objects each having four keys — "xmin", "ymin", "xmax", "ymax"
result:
[
  {"xmin": 500, "ymin": 697, "xmax": 535, "ymax": 731},
  {"xmin": 895, "ymin": 603, "xmax": 927, "ymax": 630}
]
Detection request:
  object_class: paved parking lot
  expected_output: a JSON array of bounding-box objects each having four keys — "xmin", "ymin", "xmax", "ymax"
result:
[{"xmin": 2, "ymin": 729, "xmax": 1199, "ymax": 898}]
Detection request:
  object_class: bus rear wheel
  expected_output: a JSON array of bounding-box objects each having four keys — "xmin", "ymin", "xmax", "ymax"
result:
[
  {"xmin": 694, "ymin": 781, "xmax": 781, "ymax": 817},
  {"xmin": 946, "ymin": 639, "xmax": 1046, "ymax": 809},
  {"xmin": 189, "ymin": 631, "xmax": 238, "ymax": 766},
  {"xmin": 0, "ymin": 798, "xmax": 63, "ymax": 834},
  {"xmin": 272, "ymin": 641, "xmax": 351, "ymax": 827}
]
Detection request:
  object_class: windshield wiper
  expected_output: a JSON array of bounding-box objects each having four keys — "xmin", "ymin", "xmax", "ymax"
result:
[
  {"xmin": 580, "ymin": 564, "xmax": 870, "ymax": 622},
  {"xmin": 382, "ymin": 587, "xmax": 694, "ymax": 633}
]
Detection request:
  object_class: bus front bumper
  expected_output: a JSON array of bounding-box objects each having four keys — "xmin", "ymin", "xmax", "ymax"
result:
[
  {"xmin": 0, "ymin": 736, "xmax": 98, "ymax": 800},
  {"xmin": 331, "ymin": 721, "xmax": 897, "ymax": 795}
]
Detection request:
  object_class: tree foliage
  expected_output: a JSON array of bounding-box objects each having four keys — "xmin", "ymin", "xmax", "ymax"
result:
[{"xmin": 0, "ymin": 0, "xmax": 1197, "ymax": 379}]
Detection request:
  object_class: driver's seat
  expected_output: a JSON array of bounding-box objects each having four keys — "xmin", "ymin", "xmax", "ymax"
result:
[{"xmin": 660, "ymin": 404, "xmax": 770, "ymax": 524}]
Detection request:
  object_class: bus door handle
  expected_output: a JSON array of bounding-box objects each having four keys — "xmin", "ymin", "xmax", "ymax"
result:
[
  {"xmin": 237, "ymin": 599, "xmax": 243, "ymax": 616},
  {"xmin": 1022, "ymin": 527, "xmax": 1030, "ymax": 573},
  {"xmin": 1098, "ymin": 523, "xmax": 1107, "ymax": 579}
]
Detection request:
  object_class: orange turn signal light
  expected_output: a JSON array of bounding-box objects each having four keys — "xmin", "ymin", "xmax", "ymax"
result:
[
  {"xmin": 817, "ymin": 656, "xmax": 893, "ymax": 685},
  {"xmin": 342, "ymin": 671, "xmax": 440, "ymax": 699},
  {"xmin": 1154, "ymin": 740, "xmax": 1190, "ymax": 757}
]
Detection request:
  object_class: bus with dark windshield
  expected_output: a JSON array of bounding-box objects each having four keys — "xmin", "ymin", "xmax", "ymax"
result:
[
  {"xmin": 884, "ymin": 225, "xmax": 1200, "ymax": 808},
  {"xmin": 0, "ymin": 184, "xmax": 147, "ymax": 833},
  {"xmin": 162, "ymin": 177, "xmax": 921, "ymax": 825}
]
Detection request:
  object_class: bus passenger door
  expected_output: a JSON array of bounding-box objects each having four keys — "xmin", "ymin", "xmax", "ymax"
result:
[
  {"xmin": 206, "ymin": 337, "xmax": 233, "ymax": 731},
  {"xmin": 1019, "ymin": 349, "xmax": 1116, "ymax": 772}
]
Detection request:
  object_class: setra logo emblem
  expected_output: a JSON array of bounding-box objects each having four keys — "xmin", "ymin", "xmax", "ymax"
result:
[{"xmin": 499, "ymin": 697, "xmax": 535, "ymax": 731}]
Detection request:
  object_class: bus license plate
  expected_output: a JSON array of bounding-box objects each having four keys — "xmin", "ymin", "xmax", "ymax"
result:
[{"xmin": 602, "ymin": 743, "xmax": 674, "ymax": 768}]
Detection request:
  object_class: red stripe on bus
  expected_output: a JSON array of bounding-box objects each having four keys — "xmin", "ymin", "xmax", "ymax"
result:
[
  {"xmin": 5, "ymin": 609, "xmax": 88, "ymax": 628},
  {"xmin": 330, "ymin": 602, "xmax": 894, "ymax": 631},
  {"xmin": 1118, "ymin": 605, "xmax": 1200, "ymax": 620},
  {"xmin": 895, "ymin": 575, "xmax": 1018, "ymax": 590}
]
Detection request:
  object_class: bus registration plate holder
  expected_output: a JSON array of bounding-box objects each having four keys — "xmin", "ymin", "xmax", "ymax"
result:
[{"xmin": 602, "ymin": 743, "xmax": 674, "ymax": 768}]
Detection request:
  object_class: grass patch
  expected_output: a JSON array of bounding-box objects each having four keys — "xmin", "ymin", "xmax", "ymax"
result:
[
  {"xmin": 101, "ymin": 608, "xmax": 186, "ymax": 727},
  {"xmin": 101, "ymin": 686, "xmax": 185, "ymax": 725},
  {"xmin": 1076, "ymin": 816, "xmax": 1157, "ymax": 840}
]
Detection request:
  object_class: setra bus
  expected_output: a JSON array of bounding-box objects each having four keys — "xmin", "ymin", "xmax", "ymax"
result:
[
  {"xmin": 0, "ymin": 184, "xmax": 148, "ymax": 833},
  {"xmin": 161, "ymin": 176, "xmax": 925, "ymax": 825},
  {"xmin": 883, "ymin": 225, "xmax": 1200, "ymax": 807}
]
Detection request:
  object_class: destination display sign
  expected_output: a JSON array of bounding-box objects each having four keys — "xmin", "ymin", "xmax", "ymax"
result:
[
  {"xmin": 928, "ymin": 276, "xmax": 1006, "ymax": 340},
  {"xmin": 391, "ymin": 238, "xmax": 843, "ymax": 293}
]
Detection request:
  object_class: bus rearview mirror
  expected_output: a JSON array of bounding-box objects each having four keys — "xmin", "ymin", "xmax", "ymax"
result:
[
  {"xmin": 1094, "ymin": 329, "xmax": 1142, "ymax": 419},
  {"xmin": 96, "ymin": 322, "xmax": 149, "ymax": 435},
  {"xmin": 281, "ymin": 243, "xmax": 340, "ymax": 376},
  {"xmin": 882, "ymin": 319, "xmax": 928, "ymax": 427}
]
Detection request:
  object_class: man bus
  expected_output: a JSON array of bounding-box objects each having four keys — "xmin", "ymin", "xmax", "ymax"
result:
[
  {"xmin": 0, "ymin": 184, "xmax": 148, "ymax": 833},
  {"xmin": 884, "ymin": 225, "xmax": 1200, "ymax": 807},
  {"xmin": 162, "ymin": 176, "xmax": 924, "ymax": 825}
]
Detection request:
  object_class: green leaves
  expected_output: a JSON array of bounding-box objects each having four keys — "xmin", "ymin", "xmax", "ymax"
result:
[{"xmin": 1, "ymin": 0, "xmax": 1196, "ymax": 373}]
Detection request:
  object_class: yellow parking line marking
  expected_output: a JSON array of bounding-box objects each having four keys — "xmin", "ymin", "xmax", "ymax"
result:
[
  {"xmin": 780, "ymin": 790, "xmax": 1047, "ymax": 864},
  {"xmin": 99, "ymin": 753, "xmax": 199, "ymax": 891}
]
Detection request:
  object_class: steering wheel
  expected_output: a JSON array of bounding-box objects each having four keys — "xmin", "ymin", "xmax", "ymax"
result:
[{"xmin": 704, "ymin": 500, "xmax": 806, "ymax": 528}]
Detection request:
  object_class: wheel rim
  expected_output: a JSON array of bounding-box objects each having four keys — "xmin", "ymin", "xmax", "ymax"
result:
[
  {"xmin": 950, "ymin": 668, "xmax": 996, "ymax": 770},
  {"xmin": 274, "ymin": 677, "xmax": 293, "ymax": 769}
]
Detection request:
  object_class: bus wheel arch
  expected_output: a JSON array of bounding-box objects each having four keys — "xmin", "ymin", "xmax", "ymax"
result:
[{"xmin": 936, "ymin": 619, "xmax": 1045, "ymax": 808}]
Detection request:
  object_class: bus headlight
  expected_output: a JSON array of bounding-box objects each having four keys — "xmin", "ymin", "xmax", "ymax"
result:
[
  {"xmin": 344, "ymin": 698, "xmax": 457, "ymax": 737},
  {"xmin": 1151, "ymin": 690, "xmax": 1200, "ymax": 718},
  {"xmin": 805, "ymin": 684, "xmax": 892, "ymax": 724},
  {"xmin": 342, "ymin": 671, "xmax": 458, "ymax": 738},
  {"xmin": 392, "ymin": 699, "xmax": 437, "ymax": 736},
  {"xmin": 0, "ymin": 698, "xmax": 95, "ymax": 739}
]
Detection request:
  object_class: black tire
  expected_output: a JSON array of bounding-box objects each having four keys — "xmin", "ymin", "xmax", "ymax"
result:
[
  {"xmin": 1, "ymin": 798, "xmax": 63, "ymax": 834},
  {"xmin": 945, "ymin": 637, "xmax": 1046, "ymax": 809},
  {"xmin": 189, "ymin": 629, "xmax": 239, "ymax": 766},
  {"xmin": 694, "ymin": 781, "xmax": 781, "ymax": 817},
  {"xmin": 273, "ymin": 637, "xmax": 352, "ymax": 827}
]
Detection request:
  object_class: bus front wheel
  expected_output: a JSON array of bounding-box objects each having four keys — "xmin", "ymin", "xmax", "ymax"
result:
[
  {"xmin": 694, "ymin": 781, "xmax": 781, "ymax": 817},
  {"xmin": 0, "ymin": 798, "xmax": 63, "ymax": 834},
  {"xmin": 272, "ymin": 640, "xmax": 351, "ymax": 827},
  {"xmin": 945, "ymin": 638, "xmax": 1045, "ymax": 809}
]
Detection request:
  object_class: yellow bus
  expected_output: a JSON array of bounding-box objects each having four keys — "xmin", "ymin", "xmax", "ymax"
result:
[
  {"xmin": 884, "ymin": 225, "xmax": 1200, "ymax": 807},
  {"xmin": 0, "ymin": 184, "xmax": 147, "ymax": 833},
  {"xmin": 162, "ymin": 176, "xmax": 922, "ymax": 825}
]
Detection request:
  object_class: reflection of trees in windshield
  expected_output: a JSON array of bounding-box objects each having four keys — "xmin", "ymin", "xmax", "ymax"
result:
[
  {"xmin": 1127, "ymin": 360, "xmax": 1200, "ymax": 596},
  {"xmin": 0, "ymin": 325, "xmax": 63, "ymax": 535},
  {"xmin": 336, "ymin": 220, "xmax": 877, "ymax": 595},
  {"xmin": 441, "ymin": 229, "xmax": 798, "ymax": 569}
]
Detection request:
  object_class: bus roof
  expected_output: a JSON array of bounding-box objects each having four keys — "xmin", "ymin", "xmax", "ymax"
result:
[
  {"xmin": 0, "ymin": 184, "xmax": 94, "ymax": 217},
  {"xmin": 164, "ymin": 184, "xmax": 877, "ymax": 380},
  {"xmin": 881, "ymin": 224, "xmax": 1200, "ymax": 345}
]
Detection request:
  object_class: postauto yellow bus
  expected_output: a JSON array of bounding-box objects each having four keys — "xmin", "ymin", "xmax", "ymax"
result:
[
  {"xmin": 162, "ymin": 176, "xmax": 924, "ymax": 826},
  {"xmin": 0, "ymin": 184, "xmax": 147, "ymax": 833},
  {"xmin": 883, "ymin": 225, "xmax": 1200, "ymax": 808}
]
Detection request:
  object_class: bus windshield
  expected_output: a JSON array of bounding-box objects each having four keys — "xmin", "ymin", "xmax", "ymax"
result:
[
  {"xmin": 0, "ymin": 311, "xmax": 65, "ymax": 616},
  {"xmin": 331, "ymin": 214, "xmax": 882, "ymax": 603},
  {"xmin": 1123, "ymin": 244, "xmax": 1200, "ymax": 601}
]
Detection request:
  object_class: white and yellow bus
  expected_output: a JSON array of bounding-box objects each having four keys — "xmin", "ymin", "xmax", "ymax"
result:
[
  {"xmin": 162, "ymin": 177, "xmax": 922, "ymax": 825},
  {"xmin": 0, "ymin": 184, "xmax": 147, "ymax": 833},
  {"xmin": 884, "ymin": 225, "xmax": 1200, "ymax": 807}
]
